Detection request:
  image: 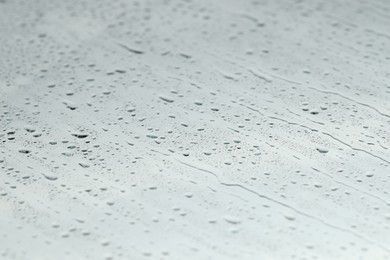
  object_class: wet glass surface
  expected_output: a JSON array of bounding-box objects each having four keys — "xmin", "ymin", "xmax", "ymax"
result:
[{"xmin": 1, "ymin": 0, "xmax": 390, "ymax": 259}]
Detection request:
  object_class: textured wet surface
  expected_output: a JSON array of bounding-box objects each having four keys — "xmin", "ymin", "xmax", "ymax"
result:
[{"xmin": 1, "ymin": 0, "xmax": 390, "ymax": 259}]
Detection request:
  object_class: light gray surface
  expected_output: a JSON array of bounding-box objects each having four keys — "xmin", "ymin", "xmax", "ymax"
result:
[{"xmin": 1, "ymin": 0, "xmax": 390, "ymax": 259}]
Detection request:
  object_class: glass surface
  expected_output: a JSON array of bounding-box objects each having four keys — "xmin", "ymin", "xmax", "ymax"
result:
[{"xmin": 1, "ymin": 0, "xmax": 390, "ymax": 259}]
